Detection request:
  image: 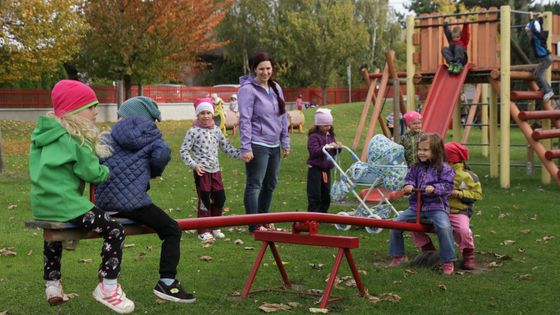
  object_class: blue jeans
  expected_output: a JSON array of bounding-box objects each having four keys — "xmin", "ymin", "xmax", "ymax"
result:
[
  {"xmin": 244, "ymin": 144, "xmax": 281, "ymax": 231},
  {"xmin": 535, "ymin": 55, "xmax": 553, "ymax": 94},
  {"xmin": 389, "ymin": 208, "xmax": 456, "ymax": 262}
]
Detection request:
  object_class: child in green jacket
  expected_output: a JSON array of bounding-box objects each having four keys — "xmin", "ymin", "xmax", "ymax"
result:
[{"xmin": 29, "ymin": 80, "xmax": 134, "ymax": 313}]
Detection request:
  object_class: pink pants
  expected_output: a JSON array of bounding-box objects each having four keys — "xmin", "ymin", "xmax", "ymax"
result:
[{"xmin": 413, "ymin": 213, "xmax": 474, "ymax": 254}]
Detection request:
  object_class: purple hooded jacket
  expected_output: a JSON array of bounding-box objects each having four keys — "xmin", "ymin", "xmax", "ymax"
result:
[
  {"xmin": 307, "ymin": 131, "xmax": 337, "ymax": 170},
  {"xmin": 404, "ymin": 162, "xmax": 455, "ymax": 213},
  {"xmin": 238, "ymin": 75, "xmax": 290, "ymax": 153}
]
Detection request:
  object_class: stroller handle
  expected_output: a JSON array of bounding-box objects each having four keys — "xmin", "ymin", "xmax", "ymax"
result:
[{"xmin": 322, "ymin": 145, "xmax": 361, "ymax": 165}]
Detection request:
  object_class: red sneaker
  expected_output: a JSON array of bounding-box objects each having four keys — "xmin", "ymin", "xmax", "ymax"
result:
[
  {"xmin": 389, "ymin": 256, "xmax": 408, "ymax": 267},
  {"xmin": 442, "ymin": 262, "xmax": 455, "ymax": 275}
]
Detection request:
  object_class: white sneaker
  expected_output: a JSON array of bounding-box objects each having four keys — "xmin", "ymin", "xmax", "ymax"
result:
[
  {"xmin": 544, "ymin": 91, "xmax": 554, "ymax": 102},
  {"xmin": 198, "ymin": 232, "xmax": 214, "ymax": 242},
  {"xmin": 92, "ymin": 283, "xmax": 135, "ymax": 314},
  {"xmin": 45, "ymin": 281, "xmax": 69, "ymax": 306},
  {"xmin": 211, "ymin": 229, "xmax": 225, "ymax": 239}
]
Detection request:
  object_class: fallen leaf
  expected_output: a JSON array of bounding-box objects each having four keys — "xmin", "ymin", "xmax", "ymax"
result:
[
  {"xmin": 358, "ymin": 270, "xmax": 367, "ymax": 275},
  {"xmin": 365, "ymin": 294, "xmax": 381, "ymax": 304},
  {"xmin": 234, "ymin": 239, "xmax": 244, "ymax": 245},
  {"xmin": 146, "ymin": 246, "xmax": 153, "ymax": 252},
  {"xmin": 244, "ymin": 247, "xmax": 255, "ymax": 250},
  {"xmin": 309, "ymin": 263, "xmax": 324, "ymax": 270},
  {"xmin": 493, "ymin": 253, "xmax": 512, "ymax": 260},
  {"xmin": 7, "ymin": 204, "xmax": 17, "ymax": 210},
  {"xmin": 8, "ymin": 216, "xmax": 14, "ymax": 222},
  {"xmin": 543, "ymin": 235, "xmax": 555, "ymax": 241},
  {"xmin": 438, "ymin": 283, "xmax": 447, "ymax": 291},
  {"xmin": 0, "ymin": 248, "xmax": 16, "ymax": 256},
  {"xmin": 307, "ymin": 289, "xmax": 323, "ymax": 295},
  {"xmin": 124, "ymin": 243, "xmax": 135, "ymax": 248},
  {"xmin": 379, "ymin": 293, "xmax": 401, "ymax": 303},
  {"xmin": 517, "ymin": 247, "xmax": 525, "ymax": 253},
  {"xmin": 259, "ymin": 303, "xmax": 291, "ymax": 312},
  {"xmin": 79, "ymin": 258, "xmax": 93, "ymax": 263},
  {"xmin": 404, "ymin": 269, "xmax": 416, "ymax": 274},
  {"xmin": 27, "ymin": 250, "xmax": 33, "ymax": 256},
  {"xmin": 199, "ymin": 255, "xmax": 213, "ymax": 262},
  {"xmin": 502, "ymin": 240, "xmax": 516, "ymax": 246},
  {"xmin": 135, "ymin": 252, "xmax": 146, "ymax": 261},
  {"xmin": 155, "ymin": 298, "xmax": 166, "ymax": 304},
  {"xmin": 309, "ymin": 307, "xmax": 329, "ymax": 314},
  {"xmin": 230, "ymin": 291, "xmax": 241, "ymax": 297},
  {"xmin": 490, "ymin": 230, "xmax": 496, "ymax": 234},
  {"xmin": 66, "ymin": 292, "xmax": 79, "ymax": 299},
  {"xmin": 519, "ymin": 229, "xmax": 531, "ymax": 235},
  {"xmin": 514, "ymin": 274, "xmax": 532, "ymax": 281},
  {"xmin": 487, "ymin": 261, "xmax": 503, "ymax": 268},
  {"xmin": 529, "ymin": 214, "xmax": 537, "ymax": 221},
  {"xmin": 287, "ymin": 302, "xmax": 300, "ymax": 307}
]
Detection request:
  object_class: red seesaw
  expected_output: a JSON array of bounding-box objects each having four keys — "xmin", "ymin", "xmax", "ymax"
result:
[{"xmin": 27, "ymin": 212, "xmax": 431, "ymax": 309}]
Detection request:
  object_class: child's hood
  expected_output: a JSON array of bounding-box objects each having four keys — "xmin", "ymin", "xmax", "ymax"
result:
[
  {"xmin": 31, "ymin": 116, "xmax": 68, "ymax": 148},
  {"xmin": 111, "ymin": 116, "xmax": 162, "ymax": 150},
  {"xmin": 239, "ymin": 74, "xmax": 256, "ymax": 87}
]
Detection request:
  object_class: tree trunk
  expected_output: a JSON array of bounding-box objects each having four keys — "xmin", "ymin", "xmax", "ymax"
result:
[
  {"xmin": 138, "ymin": 82, "xmax": 143, "ymax": 96},
  {"xmin": 124, "ymin": 75, "xmax": 132, "ymax": 100}
]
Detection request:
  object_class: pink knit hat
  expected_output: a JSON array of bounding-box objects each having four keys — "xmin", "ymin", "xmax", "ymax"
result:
[
  {"xmin": 194, "ymin": 98, "xmax": 214, "ymax": 115},
  {"xmin": 315, "ymin": 108, "xmax": 333, "ymax": 126},
  {"xmin": 403, "ymin": 111, "xmax": 422, "ymax": 126},
  {"xmin": 51, "ymin": 80, "xmax": 99, "ymax": 117}
]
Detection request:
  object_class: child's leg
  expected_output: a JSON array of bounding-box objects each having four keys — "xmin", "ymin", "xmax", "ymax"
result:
[
  {"xmin": 320, "ymin": 170, "xmax": 331, "ymax": 213},
  {"xmin": 194, "ymin": 173, "xmax": 213, "ymax": 235},
  {"xmin": 117, "ymin": 204, "xmax": 181, "ymax": 280},
  {"xmin": 449, "ymin": 213, "xmax": 475, "ymax": 254},
  {"xmin": 425, "ymin": 211, "xmax": 456, "ymax": 262},
  {"xmin": 441, "ymin": 47, "xmax": 454, "ymax": 64},
  {"xmin": 534, "ymin": 55, "xmax": 553, "ymax": 93},
  {"xmin": 412, "ymin": 232, "xmax": 435, "ymax": 251},
  {"xmin": 44, "ymin": 240, "xmax": 63, "ymax": 281},
  {"xmin": 69, "ymin": 207, "xmax": 125, "ymax": 279},
  {"xmin": 307, "ymin": 167, "xmax": 323, "ymax": 212},
  {"xmin": 388, "ymin": 208, "xmax": 417, "ymax": 257},
  {"xmin": 452, "ymin": 45, "xmax": 467, "ymax": 65},
  {"xmin": 209, "ymin": 172, "xmax": 226, "ymax": 217}
]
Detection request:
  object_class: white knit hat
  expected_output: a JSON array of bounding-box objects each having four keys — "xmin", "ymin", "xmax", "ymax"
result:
[{"xmin": 194, "ymin": 98, "xmax": 214, "ymax": 116}]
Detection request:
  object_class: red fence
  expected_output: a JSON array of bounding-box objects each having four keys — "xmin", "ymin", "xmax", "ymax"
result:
[{"xmin": 0, "ymin": 86, "xmax": 370, "ymax": 109}]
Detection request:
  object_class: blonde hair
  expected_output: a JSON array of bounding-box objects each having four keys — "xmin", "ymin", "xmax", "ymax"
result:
[{"xmin": 47, "ymin": 112, "xmax": 112, "ymax": 158}]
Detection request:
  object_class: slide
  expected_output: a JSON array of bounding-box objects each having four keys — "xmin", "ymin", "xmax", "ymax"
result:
[{"xmin": 421, "ymin": 63, "xmax": 473, "ymax": 137}]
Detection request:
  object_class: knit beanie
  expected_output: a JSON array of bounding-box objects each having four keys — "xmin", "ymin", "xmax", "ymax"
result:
[
  {"xmin": 194, "ymin": 98, "xmax": 214, "ymax": 116},
  {"xmin": 118, "ymin": 96, "xmax": 161, "ymax": 121},
  {"xmin": 211, "ymin": 93, "xmax": 222, "ymax": 104},
  {"xmin": 315, "ymin": 108, "xmax": 333, "ymax": 126},
  {"xmin": 51, "ymin": 80, "xmax": 99, "ymax": 117},
  {"xmin": 445, "ymin": 142, "xmax": 469, "ymax": 163},
  {"xmin": 404, "ymin": 111, "xmax": 422, "ymax": 126}
]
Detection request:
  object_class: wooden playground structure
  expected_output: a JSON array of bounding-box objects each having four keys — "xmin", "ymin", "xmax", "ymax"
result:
[{"xmin": 355, "ymin": 5, "xmax": 560, "ymax": 188}]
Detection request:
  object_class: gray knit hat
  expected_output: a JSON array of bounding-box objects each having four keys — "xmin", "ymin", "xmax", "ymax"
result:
[{"xmin": 118, "ymin": 96, "xmax": 161, "ymax": 121}]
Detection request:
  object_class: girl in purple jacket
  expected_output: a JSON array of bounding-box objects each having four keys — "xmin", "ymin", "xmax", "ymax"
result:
[
  {"xmin": 388, "ymin": 133, "xmax": 457, "ymax": 275},
  {"xmin": 306, "ymin": 109, "xmax": 341, "ymax": 213}
]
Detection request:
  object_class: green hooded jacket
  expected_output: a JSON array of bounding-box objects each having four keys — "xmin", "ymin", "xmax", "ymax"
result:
[{"xmin": 29, "ymin": 116, "xmax": 109, "ymax": 222}]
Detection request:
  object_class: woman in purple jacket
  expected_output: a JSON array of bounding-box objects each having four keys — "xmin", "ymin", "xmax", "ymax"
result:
[
  {"xmin": 306, "ymin": 108, "xmax": 340, "ymax": 212},
  {"xmin": 388, "ymin": 133, "xmax": 457, "ymax": 275},
  {"xmin": 238, "ymin": 51, "xmax": 290, "ymax": 233}
]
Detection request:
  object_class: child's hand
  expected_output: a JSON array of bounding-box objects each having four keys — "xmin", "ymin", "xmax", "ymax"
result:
[
  {"xmin": 450, "ymin": 189, "xmax": 461, "ymax": 198},
  {"xmin": 402, "ymin": 185, "xmax": 414, "ymax": 194},
  {"xmin": 425, "ymin": 185, "xmax": 435, "ymax": 194},
  {"xmin": 283, "ymin": 148, "xmax": 290, "ymax": 158},
  {"xmin": 194, "ymin": 164, "xmax": 205, "ymax": 176},
  {"xmin": 241, "ymin": 151, "xmax": 254, "ymax": 163}
]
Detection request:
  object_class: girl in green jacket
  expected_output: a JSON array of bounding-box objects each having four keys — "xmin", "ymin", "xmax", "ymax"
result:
[{"xmin": 29, "ymin": 80, "xmax": 134, "ymax": 313}]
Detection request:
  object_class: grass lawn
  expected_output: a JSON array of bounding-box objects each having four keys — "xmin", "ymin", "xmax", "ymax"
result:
[{"xmin": 1, "ymin": 102, "xmax": 559, "ymax": 314}]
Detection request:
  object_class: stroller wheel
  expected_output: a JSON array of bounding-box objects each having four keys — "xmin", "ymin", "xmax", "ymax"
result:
[
  {"xmin": 365, "ymin": 213, "xmax": 383, "ymax": 234},
  {"xmin": 334, "ymin": 211, "xmax": 352, "ymax": 231}
]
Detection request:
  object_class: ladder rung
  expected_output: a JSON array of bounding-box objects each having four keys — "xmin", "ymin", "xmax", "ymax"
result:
[
  {"xmin": 511, "ymin": 91, "xmax": 543, "ymax": 101},
  {"xmin": 531, "ymin": 129, "xmax": 560, "ymax": 140},
  {"xmin": 544, "ymin": 150, "xmax": 560, "ymax": 160},
  {"xmin": 518, "ymin": 110, "xmax": 560, "ymax": 121}
]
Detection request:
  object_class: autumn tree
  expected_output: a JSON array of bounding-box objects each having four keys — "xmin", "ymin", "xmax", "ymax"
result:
[
  {"xmin": 0, "ymin": 0, "xmax": 88, "ymax": 86},
  {"xmin": 80, "ymin": 0, "xmax": 233, "ymax": 98}
]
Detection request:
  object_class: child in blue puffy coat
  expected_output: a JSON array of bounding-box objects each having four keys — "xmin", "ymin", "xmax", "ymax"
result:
[{"xmin": 95, "ymin": 96, "xmax": 195, "ymax": 304}]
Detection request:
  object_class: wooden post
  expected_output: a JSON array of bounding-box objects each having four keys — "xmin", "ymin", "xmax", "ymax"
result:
[
  {"xmin": 481, "ymin": 84, "xmax": 489, "ymax": 157},
  {"xmin": 406, "ymin": 14, "xmax": 416, "ymax": 112},
  {"xmin": 352, "ymin": 68, "xmax": 380, "ymax": 150},
  {"xmin": 541, "ymin": 11, "xmax": 553, "ymax": 184},
  {"xmin": 499, "ymin": 5, "xmax": 511, "ymax": 188},
  {"xmin": 489, "ymin": 81, "xmax": 499, "ymax": 178},
  {"xmin": 393, "ymin": 78, "xmax": 401, "ymax": 142}
]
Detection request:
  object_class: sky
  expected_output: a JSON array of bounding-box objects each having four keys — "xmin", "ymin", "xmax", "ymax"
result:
[{"xmin": 388, "ymin": 0, "xmax": 560, "ymax": 15}]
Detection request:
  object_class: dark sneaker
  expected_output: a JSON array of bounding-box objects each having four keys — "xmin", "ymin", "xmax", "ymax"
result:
[{"xmin": 153, "ymin": 280, "xmax": 196, "ymax": 303}]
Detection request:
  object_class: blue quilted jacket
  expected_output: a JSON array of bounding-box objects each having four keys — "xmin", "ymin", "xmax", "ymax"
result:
[{"xmin": 95, "ymin": 116, "xmax": 171, "ymax": 212}]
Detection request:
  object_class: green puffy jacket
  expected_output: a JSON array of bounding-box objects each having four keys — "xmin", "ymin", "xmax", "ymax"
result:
[{"xmin": 29, "ymin": 116, "xmax": 109, "ymax": 222}]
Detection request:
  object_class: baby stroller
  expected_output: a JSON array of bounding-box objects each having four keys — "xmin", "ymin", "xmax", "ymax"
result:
[{"xmin": 324, "ymin": 134, "xmax": 407, "ymax": 233}]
